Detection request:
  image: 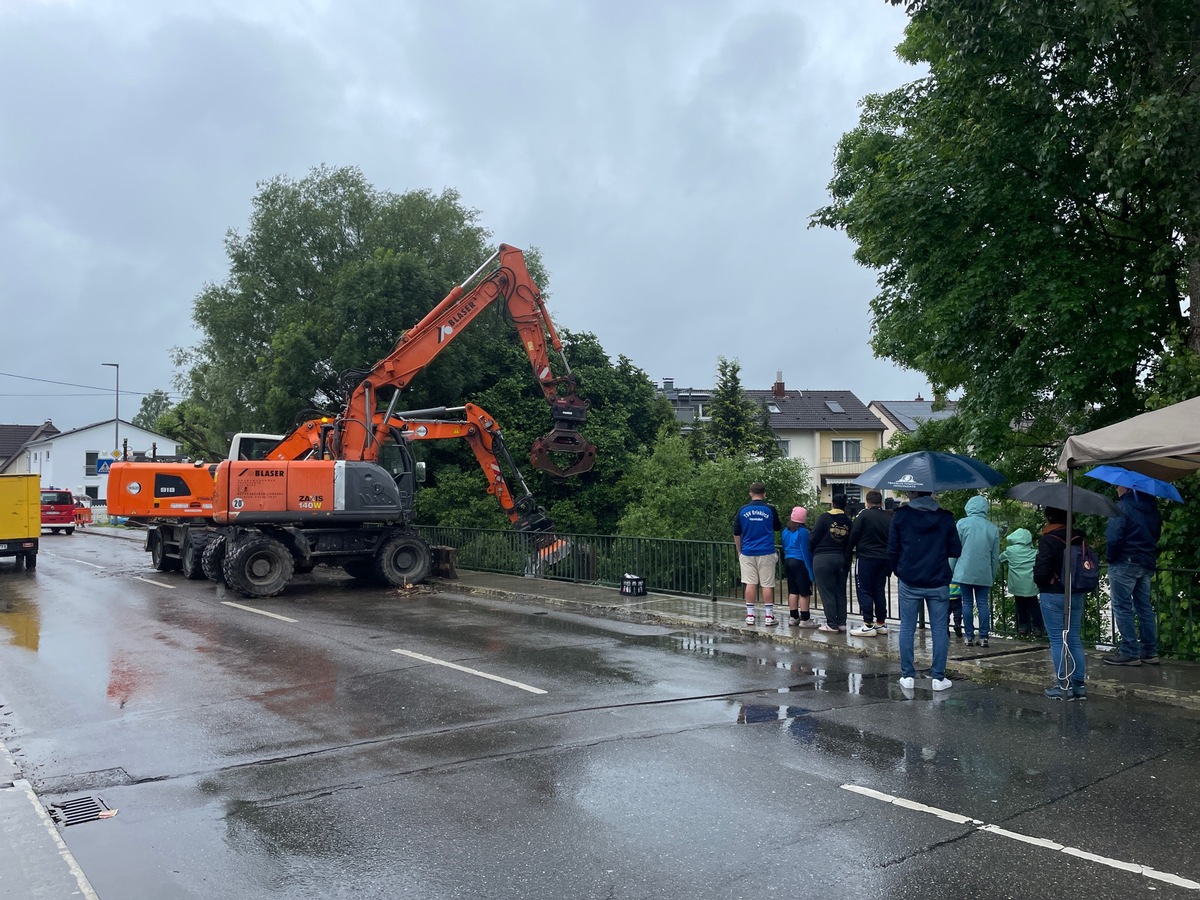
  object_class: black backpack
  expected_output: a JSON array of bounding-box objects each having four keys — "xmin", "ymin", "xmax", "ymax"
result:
[{"xmin": 1052, "ymin": 535, "xmax": 1101, "ymax": 593}]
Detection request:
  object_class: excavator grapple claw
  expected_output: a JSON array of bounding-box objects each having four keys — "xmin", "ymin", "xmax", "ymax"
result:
[{"xmin": 530, "ymin": 429, "xmax": 596, "ymax": 479}]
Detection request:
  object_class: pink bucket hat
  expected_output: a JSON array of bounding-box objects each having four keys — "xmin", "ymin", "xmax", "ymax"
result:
[{"xmin": 790, "ymin": 506, "xmax": 807, "ymax": 524}]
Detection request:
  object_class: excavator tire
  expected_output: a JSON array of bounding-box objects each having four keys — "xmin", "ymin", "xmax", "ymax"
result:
[
  {"xmin": 149, "ymin": 532, "xmax": 180, "ymax": 572},
  {"xmin": 223, "ymin": 535, "xmax": 294, "ymax": 598},
  {"xmin": 373, "ymin": 532, "xmax": 432, "ymax": 588},
  {"xmin": 181, "ymin": 532, "xmax": 209, "ymax": 580},
  {"xmin": 201, "ymin": 535, "xmax": 227, "ymax": 585}
]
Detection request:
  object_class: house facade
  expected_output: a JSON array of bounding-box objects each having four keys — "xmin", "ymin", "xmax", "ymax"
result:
[
  {"xmin": 660, "ymin": 375, "xmax": 885, "ymax": 505},
  {"xmin": 0, "ymin": 418, "xmax": 181, "ymax": 501}
]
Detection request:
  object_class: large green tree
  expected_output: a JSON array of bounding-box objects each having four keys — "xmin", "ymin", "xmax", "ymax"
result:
[
  {"xmin": 132, "ymin": 389, "xmax": 174, "ymax": 432},
  {"xmin": 813, "ymin": 0, "xmax": 1200, "ymax": 465},
  {"xmin": 176, "ymin": 165, "xmax": 494, "ymax": 440}
]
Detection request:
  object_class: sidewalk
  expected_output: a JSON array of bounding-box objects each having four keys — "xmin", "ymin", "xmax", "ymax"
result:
[{"xmin": 437, "ymin": 571, "xmax": 1200, "ymax": 714}]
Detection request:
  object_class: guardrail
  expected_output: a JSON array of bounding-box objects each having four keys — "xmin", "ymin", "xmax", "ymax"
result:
[{"xmin": 415, "ymin": 525, "xmax": 1200, "ymax": 660}]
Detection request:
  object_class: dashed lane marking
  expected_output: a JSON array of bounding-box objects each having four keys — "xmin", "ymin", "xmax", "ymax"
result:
[
  {"xmin": 221, "ymin": 601, "xmax": 298, "ymax": 623},
  {"xmin": 134, "ymin": 576, "xmax": 175, "ymax": 588},
  {"xmin": 842, "ymin": 784, "xmax": 1200, "ymax": 890},
  {"xmin": 392, "ymin": 648, "xmax": 547, "ymax": 694}
]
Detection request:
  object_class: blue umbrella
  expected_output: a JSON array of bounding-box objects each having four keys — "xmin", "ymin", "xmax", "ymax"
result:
[
  {"xmin": 855, "ymin": 451, "xmax": 1005, "ymax": 492},
  {"xmin": 1083, "ymin": 465, "xmax": 1183, "ymax": 502}
]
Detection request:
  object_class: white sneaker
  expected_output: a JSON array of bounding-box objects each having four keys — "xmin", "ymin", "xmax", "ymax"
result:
[
  {"xmin": 932, "ymin": 677, "xmax": 953, "ymax": 691},
  {"xmin": 851, "ymin": 624, "xmax": 878, "ymax": 636},
  {"xmin": 745, "ymin": 614, "xmax": 756, "ymax": 625},
  {"xmin": 874, "ymin": 624, "xmax": 889, "ymax": 634},
  {"xmin": 898, "ymin": 676, "xmax": 915, "ymax": 690}
]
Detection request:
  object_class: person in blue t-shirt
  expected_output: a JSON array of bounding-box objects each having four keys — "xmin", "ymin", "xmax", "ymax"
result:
[{"xmin": 733, "ymin": 482, "xmax": 782, "ymax": 627}]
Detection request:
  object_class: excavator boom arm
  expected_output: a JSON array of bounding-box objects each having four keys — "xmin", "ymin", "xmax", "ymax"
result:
[{"xmin": 336, "ymin": 244, "xmax": 595, "ymax": 477}]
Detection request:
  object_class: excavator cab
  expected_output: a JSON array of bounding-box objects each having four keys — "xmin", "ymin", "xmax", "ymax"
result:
[{"xmin": 376, "ymin": 434, "xmax": 418, "ymax": 511}]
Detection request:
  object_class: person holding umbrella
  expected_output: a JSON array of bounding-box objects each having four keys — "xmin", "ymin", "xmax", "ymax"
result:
[
  {"xmin": 1101, "ymin": 484, "xmax": 1163, "ymax": 666},
  {"xmin": 888, "ymin": 491, "xmax": 963, "ymax": 691},
  {"xmin": 856, "ymin": 451, "xmax": 1004, "ymax": 692}
]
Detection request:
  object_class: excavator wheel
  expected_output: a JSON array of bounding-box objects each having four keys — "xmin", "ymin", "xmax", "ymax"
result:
[
  {"xmin": 181, "ymin": 532, "xmax": 209, "ymax": 580},
  {"xmin": 223, "ymin": 535, "xmax": 294, "ymax": 598},
  {"xmin": 201, "ymin": 535, "xmax": 227, "ymax": 585},
  {"xmin": 149, "ymin": 532, "xmax": 180, "ymax": 572},
  {"xmin": 373, "ymin": 532, "xmax": 432, "ymax": 588}
]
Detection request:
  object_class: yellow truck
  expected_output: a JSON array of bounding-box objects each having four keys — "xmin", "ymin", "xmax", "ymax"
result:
[{"xmin": 0, "ymin": 473, "xmax": 40, "ymax": 569}]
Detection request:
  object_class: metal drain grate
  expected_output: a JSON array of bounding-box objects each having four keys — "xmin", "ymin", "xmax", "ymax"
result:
[{"xmin": 49, "ymin": 795, "xmax": 114, "ymax": 826}]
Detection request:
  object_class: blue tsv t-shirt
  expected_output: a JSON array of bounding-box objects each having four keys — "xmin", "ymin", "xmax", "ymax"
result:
[{"xmin": 733, "ymin": 500, "xmax": 781, "ymax": 556}]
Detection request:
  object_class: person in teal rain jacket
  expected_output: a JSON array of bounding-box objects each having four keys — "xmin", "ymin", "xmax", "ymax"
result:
[
  {"xmin": 1000, "ymin": 527, "xmax": 1042, "ymax": 637},
  {"xmin": 952, "ymin": 495, "xmax": 1000, "ymax": 647}
]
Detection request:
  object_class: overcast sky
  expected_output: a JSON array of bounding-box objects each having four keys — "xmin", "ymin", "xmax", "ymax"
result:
[{"xmin": 0, "ymin": 0, "xmax": 929, "ymax": 433}]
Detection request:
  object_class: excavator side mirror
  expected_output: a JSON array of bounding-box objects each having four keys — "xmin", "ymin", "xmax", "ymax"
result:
[{"xmin": 415, "ymin": 461, "xmax": 426, "ymax": 484}]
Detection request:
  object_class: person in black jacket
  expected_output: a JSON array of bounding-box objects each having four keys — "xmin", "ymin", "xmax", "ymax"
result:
[
  {"xmin": 1034, "ymin": 506, "xmax": 1088, "ymax": 701},
  {"xmin": 810, "ymin": 494, "xmax": 853, "ymax": 633},
  {"xmin": 848, "ymin": 490, "xmax": 891, "ymax": 636},
  {"xmin": 1102, "ymin": 487, "xmax": 1163, "ymax": 667},
  {"xmin": 888, "ymin": 491, "xmax": 962, "ymax": 692}
]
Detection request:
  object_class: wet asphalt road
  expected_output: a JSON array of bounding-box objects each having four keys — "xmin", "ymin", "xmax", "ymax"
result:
[{"xmin": 1, "ymin": 532, "xmax": 1199, "ymax": 899}]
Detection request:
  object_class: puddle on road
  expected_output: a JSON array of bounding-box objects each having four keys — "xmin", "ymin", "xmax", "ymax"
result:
[{"xmin": 0, "ymin": 579, "xmax": 41, "ymax": 652}]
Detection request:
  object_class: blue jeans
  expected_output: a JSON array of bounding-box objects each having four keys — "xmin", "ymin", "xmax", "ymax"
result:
[
  {"xmin": 961, "ymin": 583, "xmax": 990, "ymax": 640},
  {"xmin": 1108, "ymin": 562, "xmax": 1157, "ymax": 659},
  {"xmin": 1039, "ymin": 592, "xmax": 1086, "ymax": 688},
  {"xmin": 898, "ymin": 581, "xmax": 950, "ymax": 680}
]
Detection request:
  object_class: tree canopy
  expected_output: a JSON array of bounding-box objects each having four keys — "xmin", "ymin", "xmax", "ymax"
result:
[{"xmin": 813, "ymin": 0, "xmax": 1200, "ymax": 467}]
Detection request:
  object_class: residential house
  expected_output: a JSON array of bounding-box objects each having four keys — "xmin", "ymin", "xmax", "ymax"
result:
[
  {"xmin": 0, "ymin": 418, "xmax": 181, "ymax": 501},
  {"xmin": 868, "ymin": 396, "xmax": 959, "ymax": 446},
  {"xmin": 659, "ymin": 374, "xmax": 885, "ymax": 505},
  {"xmin": 0, "ymin": 421, "xmax": 60, "ymax": 472}
]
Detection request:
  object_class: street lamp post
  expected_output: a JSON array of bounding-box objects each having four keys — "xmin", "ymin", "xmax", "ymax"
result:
[{"xmin": 101, "ymin": 363, "xmax": 119, "ymax": 455}]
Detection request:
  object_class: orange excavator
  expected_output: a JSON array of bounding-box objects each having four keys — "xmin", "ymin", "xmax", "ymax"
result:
[{"xmin": 109, "ymin": 243, "xmax": 593, "ymax": 596}]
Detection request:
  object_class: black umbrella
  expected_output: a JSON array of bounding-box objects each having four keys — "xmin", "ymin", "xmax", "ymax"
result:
[
  {"xmin": 855, "ymin": 450, "xmax": 1005, "ymax": 492},
  {"xmin": 1005, "ymin": 481, "xmax": 1120, "ymax": 517}
]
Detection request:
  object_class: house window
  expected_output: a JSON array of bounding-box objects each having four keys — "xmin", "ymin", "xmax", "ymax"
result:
[
  {"xmin": 86, "ymin": 452, "xmax": 100, "ymax": 476},
  {"xmin": 831, "ymin": 439, "xmax": 861, "ymax": 463},
  {"xmin": 825, "ymin": 400, "xmax": 845, "ymax": 413},
  {"xmin": 774, "ymin": 439, "xmax": 789, "ymax": 457},
  {"xmin": 767, "ymin": 403, "xmax": 780, "ymax": 414}
]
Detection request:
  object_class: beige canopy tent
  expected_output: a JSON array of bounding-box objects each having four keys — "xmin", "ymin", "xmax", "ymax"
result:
[
  {"xmin": 1058, "ymin": 396, "xmax": 1200, "ymax": 480},
  {"xmin": 1051, "ymin": 395, "xmax": 1200, "ymax": 605}
]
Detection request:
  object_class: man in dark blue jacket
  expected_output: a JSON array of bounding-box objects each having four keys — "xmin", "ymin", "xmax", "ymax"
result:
[
  {"xmin": 1103, "ymin": 487, "xmax": 1163, "ymax": 666},
  {"xmin": 888, "ymin": 492, "xmax": 963, "ymax": 692}
]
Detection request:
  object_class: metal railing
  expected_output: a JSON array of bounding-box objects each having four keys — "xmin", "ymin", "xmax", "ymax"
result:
[{"xmin": 416, "ymin": 526, "xmax": 1200, "ymax": 661}]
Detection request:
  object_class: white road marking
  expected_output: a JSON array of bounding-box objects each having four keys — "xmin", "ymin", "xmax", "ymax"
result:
[
  {"xmin": 42, "ymin": 553, "xmax": 106, "ymax": 569},
  {"xmin": 221, "ymin": 601, "xmax": 297, "ymax": 623},
  {"xmin": 842, "ymin": 784, "xmax": 1200, "ymax": 890},
  {"xmin": 392, "ymin": 648, "xmax": 547, "ymax": 694},
  {"xmin": 135, "ymin": 576, "xmax": 176, "ymax": 588}
]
